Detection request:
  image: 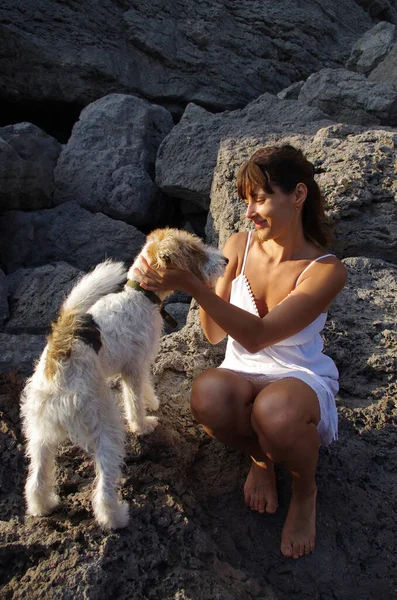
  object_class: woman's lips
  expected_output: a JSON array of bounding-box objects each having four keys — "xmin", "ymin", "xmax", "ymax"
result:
[{"xmin": 254, "ymin": 220, "xmax": 268, "ymax": 228}]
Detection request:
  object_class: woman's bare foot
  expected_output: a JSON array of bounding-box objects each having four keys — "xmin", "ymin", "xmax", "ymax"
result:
[
  {"xmin": 280, "ymin": 483, "xmax": 317, "ymax": 559},
  {"xmin": 244, "ymin": 459, "xmax": 278, "ymax": 514}
]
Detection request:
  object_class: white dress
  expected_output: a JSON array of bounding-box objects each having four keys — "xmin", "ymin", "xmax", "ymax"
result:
[{"xmin": 218, "ymin": 232, "xmax": 339, "ymax": 446}]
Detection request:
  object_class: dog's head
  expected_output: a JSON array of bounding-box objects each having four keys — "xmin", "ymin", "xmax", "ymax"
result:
[{"xmin": 136, "ymin": 228, "xmax": 228, "ymax": 289}]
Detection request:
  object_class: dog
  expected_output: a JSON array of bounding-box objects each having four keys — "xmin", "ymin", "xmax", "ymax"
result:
[{"xmin": 21, "ymin": 228, "xmax": 228, "ymax": 530}]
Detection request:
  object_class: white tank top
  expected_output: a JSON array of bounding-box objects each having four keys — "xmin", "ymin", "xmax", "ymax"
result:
[{"xmin": 219, "ymin": 232, "xmax": 339, "ymax": 385}]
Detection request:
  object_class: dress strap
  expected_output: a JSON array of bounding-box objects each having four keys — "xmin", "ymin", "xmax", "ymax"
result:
[
  {"xmin": 241, "ymin": 231, "xmax": 252, "ymax": 275},
  {"xmin": 295, "ymin": 253, "xmax": 335, "ymax": 288}
]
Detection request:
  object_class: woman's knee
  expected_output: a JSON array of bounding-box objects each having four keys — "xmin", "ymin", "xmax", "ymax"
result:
[
  {"xmin": 190, "ymin": 369, "xmax": 229, "ymax": 425},
  {"xmin": 251, "ymin": 391, "xmax": 301, "ymax": 449}
]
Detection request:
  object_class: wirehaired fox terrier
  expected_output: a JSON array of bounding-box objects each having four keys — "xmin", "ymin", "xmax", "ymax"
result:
[{"xmin": 21, "ymin": 228, "xmax": 227, "ymax": 530}]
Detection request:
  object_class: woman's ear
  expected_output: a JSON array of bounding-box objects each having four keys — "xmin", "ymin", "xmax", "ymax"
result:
[{"xmin": 295, "ymin": 182, "xmax": 307, "ymax": 210}]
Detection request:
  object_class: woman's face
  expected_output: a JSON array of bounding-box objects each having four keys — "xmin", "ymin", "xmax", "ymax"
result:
[{"xmin": 243, "ymin": 183, "xmax": 299, "ymax": 243}]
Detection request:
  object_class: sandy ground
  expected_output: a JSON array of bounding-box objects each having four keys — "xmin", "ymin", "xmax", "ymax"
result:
[{"xmin": 0, "ymin": 364, "xmax": 396, "ymax": 600}]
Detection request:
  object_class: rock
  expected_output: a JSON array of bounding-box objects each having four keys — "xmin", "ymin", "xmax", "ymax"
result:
[
  {"xmin": 0, "ymin": 201, "xmax": 145, "ymax": 274},
  {"xmin": 156, "ymin": 94, "xmax": 330, "ymax": 212},
  {"xmin": 162, "ymin": 302, "xmax": 190, "ymax": 335},
  {"xmin": 277, "ymin": 80, "xmax": 305, "ymax": 100},
  {"xmin": 6, "ymin": 263, "xmax": 82, "ymax": 334},
  {"xmin": 205, "ymin": 123, "xmax": 397, "ymax": 261},
  {"xmin": 325, "ymin": 256, "xmax": 397, "ymax": 406},
  {"xmin": 0, "ymin": 333, "xmax": 46, "ymax": 375},
  {"xmin": 0, "ymin": 123, "xmax": 62, "ymax": 211},
  {"xmin": 54, "ymin": 94, "xmax": 174, "ymax": 226},
  {"xmin": 297, "ymin": 68, "xmax": 397, "ymax": 126},
  {"xmin": 346, "ymin": 21, "xmax": 397, "ymax": 75},
  {"xmin": 0, "ymin": 0, "xmax": 375, "ymax": 113},
  {"xmin": 369, "ymin": 39, "xmax": 397, "ymax": 87},
  {"xmin": 0, "ymin": 269, "xmax": 9, "ymax": 325}
]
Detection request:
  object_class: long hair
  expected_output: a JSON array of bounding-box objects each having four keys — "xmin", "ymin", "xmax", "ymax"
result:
[{"xmin": 236, "ymin": 145, "xmax": 332, "ymax": 248}]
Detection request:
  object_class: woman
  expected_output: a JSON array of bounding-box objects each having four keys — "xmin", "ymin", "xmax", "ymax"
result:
[{"xmin": 135, "ymin": 145, "xmax": 347, "ymax": 560}]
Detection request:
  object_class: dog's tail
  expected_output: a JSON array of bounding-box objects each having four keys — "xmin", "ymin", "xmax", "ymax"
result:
[
  {"xmin": 44, "ymin": 260, "xmax": 127, "ymax": 380},
  {"xmin": 63, "ymin": 260, "xmax": 127, "ymax": 315}
]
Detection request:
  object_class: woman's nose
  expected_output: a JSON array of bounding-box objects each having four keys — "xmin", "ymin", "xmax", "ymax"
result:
[{"xmin": 245, "ymin": 202, "xmax": 256, "ymax": 219}]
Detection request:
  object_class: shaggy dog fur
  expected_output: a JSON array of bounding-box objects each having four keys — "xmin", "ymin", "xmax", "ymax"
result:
[{"xmin": 21, "ymin": 228, "xmax": 227, "ymax": 530}]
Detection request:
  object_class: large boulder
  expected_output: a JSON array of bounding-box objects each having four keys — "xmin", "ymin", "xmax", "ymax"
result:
[
  {"xmin": 207, "ymin": 123, "xmax": 397, "ymax": 261},
  {"xmin": 0, "ymin": 123, "xmax": 62, "ymax": 211},
  {"xmin": 156, "ymin": 94, "xmax": 330, "ymax": 212},
  {"xmin": 297, "ymin": 68, "xmax": 397, "ymax": 126},
  {"xmin": 0, "ymin": 0, "xmax": 376, "ymax": 113},
  {"xmin": 0, "ymin": 201, "xmax": 145, "ymax": 274},
  {"xmin": 0, "ymin": 333, "xmax": 46, "ymax": 375},
  {"xmin": 368, "ymin": 40, "xmax": 397, "ymax": 87},
  {"xmin": 54, "ymin": 94, "xmax": 174, "ymax": 226},
  {"xmin": 0, "ymin": 269, "xmax": 8, "ymax": 326},
  {"xmin": 346, "ymin": 21, "xmax": 397, "ymax": 75},
  {"xmin": 5, "ymin": 263, "xmax": 82, "ymax": 334}
]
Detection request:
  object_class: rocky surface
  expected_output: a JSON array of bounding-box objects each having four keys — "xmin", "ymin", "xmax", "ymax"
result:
[
  {"xmin": 0, "ymin": 202, "xmax": 146, "ymax": 274},
  {"xmin": 0, "ymin": 123, "xmax": 62, "ymax": 211},
  {"xmin": 346, "ymin": 21, "xmax": 397, "ymax": 74},
  {"xmin": 1, "ymin": 5, "xmax": 397, "ymax": 600},
  {"xmin": 54, "ymin": 94, "xmax": 174, "ymax": 226},
  {"xmin": 0, "ymin": 0, "xmax": 377, "ymax": 114},
  {"xmin": 369, "ymin": 39, "xmax": 397, "ymax": 87}
]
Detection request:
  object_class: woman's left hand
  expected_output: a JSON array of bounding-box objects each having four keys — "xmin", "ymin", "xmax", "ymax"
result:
[{"xmin": 133, "ymin": 255, "xmax": 196, "ymax": 293}]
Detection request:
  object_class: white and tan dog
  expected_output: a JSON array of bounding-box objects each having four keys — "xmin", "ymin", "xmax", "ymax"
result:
[{"xmin": 21, "ymin": 228, "xmax": 227, "ymax": 530}]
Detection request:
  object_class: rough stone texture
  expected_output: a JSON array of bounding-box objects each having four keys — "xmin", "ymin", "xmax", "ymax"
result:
[
  {"xmin": 0, "ymin": 334, "xmax": 46, "ymax": 375},
  {"xmin": 0, "ymin": 0, "xmax": 375, "ymax": 113},
  {"xmin": 0, "ymin": 269, "xmax": 9, "ymax": 326},
  {"xmin": 0, "ymin": 123, "xmax": 62, "ymax": 212},
  {"xmin": 0, "ymin": 202, "xmax": 145, "ymax": 274},
  {"xmin": 353, "ymin": 0, "xmax": 397, "ymax": 23},
  {"xmin": 206, "ymin": 123, "xmax": 397, "ymax": 261},
  {"xmin": 156, "ymin": 94, "xmax": 330, "ymax": 211},
  {"xmin": 277, "ymin": 80, "xmax": 304, "ymax": 101},
  {"xmin": 324, "ymin": 256, "xmax": 397, "ymax": 405},
  {"xmin": 54, "ymin": 94, "xmax": 174, "ymax": 226},
  {"xmin": 346, "ymin": 21, "xmax": 397, "ymax": 74},
  {"xmin": 297, "ymin": 68, "xmax": 397, "ymax": 126},
  {"xmin": 6, "ymin": 263, "xmax": 82, "ymax": 335},
  {"xmin": 368, "ymin": 39, "xmax": 397, "ymax": 87}
]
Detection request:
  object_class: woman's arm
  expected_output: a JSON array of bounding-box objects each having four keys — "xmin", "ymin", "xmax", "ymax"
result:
[
  {"xmin": 199, "ymin": 233, "xmax": 246, "ymax": 344},
  {"xmin": 137, "ymin": 254, "xmax": 347, "ymax": 353}
]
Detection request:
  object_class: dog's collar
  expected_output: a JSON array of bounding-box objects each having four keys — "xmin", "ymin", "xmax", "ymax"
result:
[{"xmin": 125, "ymin": 280, "xmax": 178, "ymax": 329}]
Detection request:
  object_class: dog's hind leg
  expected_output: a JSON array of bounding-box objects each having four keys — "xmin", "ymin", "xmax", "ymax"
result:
[
  {"xmin": 91, "ymin": 389, "xmax": 129, "ymax": 530},
  {"xmin": 25, "ymin": 433, "xmax": 63, "ymax": 517},
  {"xmin": 142, "ymin": 368, "xmax": 160, "ymax": 412},
  {"xmin": 121, "ymin": 372, "xmax": 158, "ymax": 435}
]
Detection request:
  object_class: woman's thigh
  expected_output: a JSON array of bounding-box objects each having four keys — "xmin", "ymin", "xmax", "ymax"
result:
[{"xmin": 190, "ymin": 368, "xmax": 273, "ymax": 438}]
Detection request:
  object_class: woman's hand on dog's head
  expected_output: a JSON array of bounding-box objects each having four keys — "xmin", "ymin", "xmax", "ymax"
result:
[{"xmin": 134, "ymin": 255, "xmax": 195, "ymax": 293}]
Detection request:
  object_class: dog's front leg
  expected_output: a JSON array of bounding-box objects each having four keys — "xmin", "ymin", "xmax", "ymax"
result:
[{"xmin": 121, "ymin": 372, "xmax": 158, "ymax": 435}]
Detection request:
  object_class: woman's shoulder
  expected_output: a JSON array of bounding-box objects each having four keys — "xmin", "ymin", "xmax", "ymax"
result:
[{"xmin": 302, "ymin": 251, "xmax": 347, "ymax": 289}]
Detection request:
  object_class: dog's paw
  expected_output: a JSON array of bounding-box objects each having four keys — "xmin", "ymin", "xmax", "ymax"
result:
[
  {"xmin": 144, "ymin": 393, "xmax": 160, "ymax": 411},
  {"xmin": 26, "ymin": 493, "xmax": 60, "ymax": 516},
  {"xmin": 95, "ymin": 501, "xmax": 129, "ymax": 530},
  {"xmin": 130, "ymin": 415, "xmax": 159, "ymax": 436}
]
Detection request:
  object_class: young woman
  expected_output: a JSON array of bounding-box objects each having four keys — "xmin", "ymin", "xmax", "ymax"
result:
[{"xmin": 135, "ymin": 145, "xmax": 347, "ymax": 560}]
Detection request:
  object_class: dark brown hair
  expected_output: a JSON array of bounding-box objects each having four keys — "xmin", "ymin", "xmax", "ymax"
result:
[{"xmin": 237, "ymin": 145, "xmax": 332, "ymax": 248}]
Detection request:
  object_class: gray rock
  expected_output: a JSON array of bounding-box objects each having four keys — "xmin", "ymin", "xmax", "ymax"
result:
[
  {"xmin": 0, "ymin": 123, "xmax": 62, "ymax": 211},
  {"xmin": 369, "ymin": 40, "xmax": 397, "ymax": 87},
  {"xmin": 0, "ymin": 333, "xmax": 46, "ymax": 375},
  {"xmin": 346, "ymin": 21, "xmax": 397, "ymax": 75},
  {"xmin": 298, "ymin": 68, "xmax": 397, "ymax": 126},
  {"xmin": 0, "ymin": 269, "xmax": 9, "ymax": 325},
  {"xmin": 0, "ymin": 0, "xmax": 374, "ymax": 113},
  {"xmin": 54, "ymin": 94, "xmax": 174, "ymax": 226},
  {"xmin": 206, "ymin": 123, "xmax": 397, "ymax": 262},
  {"xmin": 163, "ymin": 302, "xmax": 190, "ymax": 335},
  {"xmin": 0, "ymin": 201, "xmax": 145, "ymax": 273},
  {"xmin": 277, "ymin": 81, "xmax": 305, "ymax": 100},
  {"xmin": 325, "ymin": 256, "xmax": 397, "ymax": 407},
  {"xmin": 156, "ymin": 94, "xmax": 330, "ymax": 212},
  {"xmin": 6, "ymin": 263, "xmax": 82, "ymax": 334}
]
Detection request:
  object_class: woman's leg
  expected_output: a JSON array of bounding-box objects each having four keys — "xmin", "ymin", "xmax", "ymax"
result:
[
  {"xmin": 190, "ymin": 368, "xmax": 278, "ymax": 514},
  {"xmin": 251, "ymin": 377, "xmax": 321, "ymax": 559}
]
